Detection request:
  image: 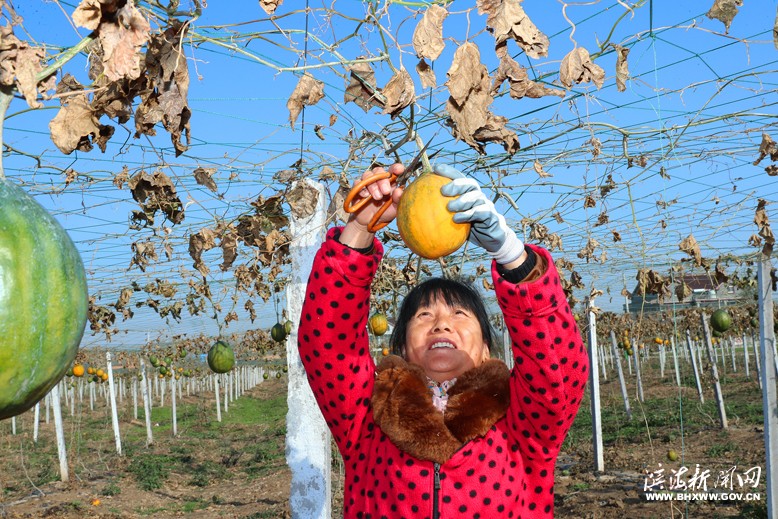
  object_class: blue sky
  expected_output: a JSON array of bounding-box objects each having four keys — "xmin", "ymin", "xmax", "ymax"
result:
[{"xmin": 5, "ymin": 1, "xmax": 778, "ymax": 349}]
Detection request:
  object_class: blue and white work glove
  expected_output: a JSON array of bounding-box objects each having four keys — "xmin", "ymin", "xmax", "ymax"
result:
[{"xmin": 435, "ymin": 164, "xmax": 524, "ymax": 265}]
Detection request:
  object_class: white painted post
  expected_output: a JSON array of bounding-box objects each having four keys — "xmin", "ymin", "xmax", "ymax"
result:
[
  {"xmin": 50, "ymin": 383, "xmax": 68, "ymax": 482},
  {"xmin": 598, "ymin": 342, "xmax": 607, "ymax": 381},
  {"xmin": 685, "ymin": 330, "xmax": 705, "ymax": 403},
  {"xmin": 139, "ymin": 359, "xmax": 153, "ymax": 446},
  {"xmin": 214, "ymin": 374, "xmax": 222, "ymax": 423},
  {"xmin": 45, "ymin": 393, "xmax": 50, "ymax": 422},
  {"xmin": 700, "ymin": 314, "xmax": 728, "ymax": 429},
  {"xmin": 171, "ymin": 373, "xmax": 178, "ymax": 437},
  {"xmin": 632, "ymin": 343, "xmax": 645, "ymax": 403},
  {"xmin": 587, "ymin": 310, "xmax": 604, "ymax": 472},
  {"xmin": 609, "ymin": 331, "xmax": 631, "ymax": 420},
  {"xmin": 133, "ymin": 378, "xmax": 138, "ymax": 420},
  {"xmin": 670, "ymin": 337, "xmax": 681, "ymax": 387},
  {"xmin": 223, "ymin": 373, "xmax": 229, "ymax": 413},
  {"xmin": 33, "ymin": 402, "xmax": 40, "ymax": 443},
  {"xmin": 106, "ymin": 352, "xmax": 123, "ymax": 455},
  {"xmin": 286, "ymin": 178, "xmax": 331, "ymax": 519},
  {"xmin": 753, "ymin": 332, "xmax": 763, "ymax": 389},
  {"xmin": 659, "ymin": 344, "xmax": 665, "ymax": 379},
  {"xmin": 758, "ymin": 255, "xmax": 778, "ymax": 519},
  {"xmin": 11, "ymin": 416, "xmax": 16, "ymax": 435},
  {"xmin": 743, "ymin": 333, "xmax": 751, "ymax": 379},
  {"xmin": 729, "ymin": 338, "xmax": 737, "ymax": 372}
]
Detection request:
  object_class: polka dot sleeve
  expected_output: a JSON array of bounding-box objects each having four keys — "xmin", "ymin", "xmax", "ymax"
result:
[
  {"xmin": 492, "ymin": 244, "xmax": 589, "ymax": 461},
  {"xmin": 298, "ymin": 227, "xmax": 384, "ymax": 454}
]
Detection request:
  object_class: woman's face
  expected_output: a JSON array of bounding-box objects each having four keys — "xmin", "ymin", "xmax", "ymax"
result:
[{"xmin": 404, "ymin": 296, "xmax": 490, "ymax": 383}]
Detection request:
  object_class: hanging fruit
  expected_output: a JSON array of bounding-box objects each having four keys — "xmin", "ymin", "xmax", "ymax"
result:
[
  {"xmin": 710, "ymin": 309, "xmax": 732, "ymax": 333},
  {"xmin": 0, "ymin": 177, "xmax": 88, "ymax": 420},
  {"xmin": 284, "ymin": 319, "xmax": 294, "ymax": 335},
  {"xmin": 368, "ymin": 313, "xmax": 389, "ymax": 336},
  {"xmin": 396, "ymin": 171, "xmax": 470, "ymax": 259},
  {"xmin": 207, "ymin": 340, "xmax": 235, "ymax": 373},
  {"xmin": 271, "ymin": 322, "xmax": 288, "ymax": 343}
]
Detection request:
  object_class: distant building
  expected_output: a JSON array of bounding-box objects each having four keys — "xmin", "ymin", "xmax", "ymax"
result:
[{"xmin": 624, "ymin": 273, "xmax": 752, "ymax": 314}]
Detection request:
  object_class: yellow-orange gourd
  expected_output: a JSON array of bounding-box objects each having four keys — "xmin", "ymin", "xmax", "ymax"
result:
[{"xmin": 397, "ymin": 172, "xmax": 470, "ymax": 259}]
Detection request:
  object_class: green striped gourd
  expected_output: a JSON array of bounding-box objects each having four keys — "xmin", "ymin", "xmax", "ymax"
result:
[
  {"xmin": 207, "ymin": 340, "xmax": 235, "ymax": 373},
  {"xmin": 0, "ymin": 177, "xmax": 88, "ymax": 420}
]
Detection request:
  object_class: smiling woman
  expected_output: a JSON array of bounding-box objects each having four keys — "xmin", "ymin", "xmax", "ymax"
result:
[
  {"xmin": 391, "ymin": 277, "xmax": 493, "ymax": 383},
  {"xmin": 298, "ymin": 161, "xmax": 589, "ymax": 518}
]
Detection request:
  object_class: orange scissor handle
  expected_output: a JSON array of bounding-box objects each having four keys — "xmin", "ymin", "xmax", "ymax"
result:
[{"xmin": 343, "ymin": 171, "xmax": 398, "ymax": 232}]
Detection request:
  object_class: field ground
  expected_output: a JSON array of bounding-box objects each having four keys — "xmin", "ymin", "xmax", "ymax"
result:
[{"xmin": 0, "ymin": 355, "xmax": 770, "ymax": 518}]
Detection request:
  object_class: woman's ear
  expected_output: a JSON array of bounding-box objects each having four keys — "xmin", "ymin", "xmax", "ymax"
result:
[{"xmin": 481, "ymin": 343, "xmax": 491, "ymax": 361}]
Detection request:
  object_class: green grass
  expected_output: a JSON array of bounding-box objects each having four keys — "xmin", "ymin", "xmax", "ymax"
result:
[
  {"xmin": 128, "ymin": 454, "xmax": 175, "ymax": 491},
  {"xmin": 564, "ymin": 374, "xmax": 764, "ymax": 452}
]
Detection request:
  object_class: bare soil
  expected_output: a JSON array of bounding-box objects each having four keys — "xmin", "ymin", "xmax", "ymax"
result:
[{"xmin": 0, "ymin": 363, "xmax": 768, "ymax": 519}]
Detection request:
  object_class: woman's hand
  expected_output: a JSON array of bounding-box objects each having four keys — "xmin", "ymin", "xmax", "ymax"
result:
[
  {"xmin": 435, "ymin": 163, "xmax": 525, "ymax": 266},
  {"xmin": 340, "ymin": 163, "xmax": 405, "ymax": 249}
]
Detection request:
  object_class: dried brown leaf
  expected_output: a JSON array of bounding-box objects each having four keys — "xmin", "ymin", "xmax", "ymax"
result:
[
  {"xmin": 491, "ymin": 52, "xmax": 564, "ymax": 99},
  {"xmin": 193, "ymin": 167, "xmax": 218, "ymax": 193},
  {"xmin": 412, "ymin": 4, "xmax": 448, "ymax": 61},
  {"xmin": 613, "ymin": 44, "xmax": 630, "ymax": 92},
  {"xmin": 595, "ymin": 211, "xmax": 609, "ymax": 227},
  {"xmin": 382, "ymin": 68, "xmax": 415, "ymax": 119},
  {"xmin": 612, "ymin": 230, "xmax": 621, "ymax": 242},
  {"xmin": 327, "ymin": 184, "xmax": 350, "ymax": 224},
  {"xmin": 136, "ymin": 22, "xmax": 191, "ymax": 156},
  {"xmin": 577, "ymin": 237, "xmax": 600, "ymax": 263},
  {"xmin": 755, "ymin": 199, "xmax": 774, "ymax": 255},
  {"xmin": 445, "ymin": 43, "xmax": 519, "ymax": 155},
  {"xmin": 220, "ymin": 227, "xmax": 238, "ymax": 271},
  {"xmin": 288, "ymin": 181, "xmax": 321, "ymax": 220},
  {"xmin": 129, "ymin": 240, "xmax": 158, "ymax": 273},
  {"xmin": 287, "ymin": 72, "xmax": 325, "ymax": 129},
  {"xmin": 416, "ymin": 58, "xmax": 437, "ymax": 89},
  {"xmin": 114, "ymin": 165, "xmax": 129, "ymax": 189},
  {"xmin": 714, "ymin": 263, "xmax": 729, "ymax": 285},
  {"xmin": 533, "ymin": 159, "xmax": 550, "ymax": 178},
  {"xmin": 189, "ymin": 227, "xmax": 217, "ymax": 277},
  {"xmin": 72, "ymin": 0, "xmax": 102, "ymax": 31},
  {"xmin": 636, "ymin": 268, "xmax": 671, "ymax": 299},
  {"xmin": 559, "ymin": 47, "xmax": 605, "ymax": 89},
  {"xmin": 477, "ymin": 0, "xmax": 549, "ymax": 59},
  {"xmin": 95, "ymin": 1, "xmax": 151, "ymax": 81},
  {"xmin": 259, "ymin": 0, "xmax": 283, "ymax": 15},
  {"xmin": 587, "ymin": 137, "xmax": 602, "ymax": 159},
  {"xmin": 753, "ymin": 133, "xmax": 778, "ymax": 165},
  {"xmin": 675, "ymin": 281, "xmax": 692, "ymax": 302},
  {"xmin": 128, "ymin": 169, "xmax": 184, "ymax": 225},
  {"xmin": 678, "ymin": 234, "xmax": 703, "ymax": 267},
  {"xmin": 707, "ymin": 0, "xmax": 742, "ymax": 33},
  {"xmin": 344, "ymin": 61, "xmax": 384, "ymax": 112},
  {"xmin": 49, "ymin": 81, "xmax": 115, "ymax": 154}
]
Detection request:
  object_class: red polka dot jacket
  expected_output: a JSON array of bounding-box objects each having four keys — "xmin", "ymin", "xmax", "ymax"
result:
[{"xmin": 299, "ymin": 228, "xmax": 589, "ymax": 518}]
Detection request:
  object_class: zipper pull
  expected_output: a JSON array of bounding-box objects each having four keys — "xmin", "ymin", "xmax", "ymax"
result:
[{"xmin": 434, "ymin": 463, "xmax": 441, "ymax": 490}]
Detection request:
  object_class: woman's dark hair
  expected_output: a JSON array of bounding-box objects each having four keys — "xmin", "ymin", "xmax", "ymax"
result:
[{"xmin": 389, "ymin": 277, "xmax": 494, "ymax": 357}]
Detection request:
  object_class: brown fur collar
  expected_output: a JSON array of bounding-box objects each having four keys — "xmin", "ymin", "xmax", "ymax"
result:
[{"xmin": 371, "ymin": 355, "xmax": 511, "ymax": 464}]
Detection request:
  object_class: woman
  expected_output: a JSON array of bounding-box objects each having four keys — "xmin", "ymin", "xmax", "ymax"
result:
[{"xmin": 298, "ymin": 162, "xmax": 588, "ymax": 518}]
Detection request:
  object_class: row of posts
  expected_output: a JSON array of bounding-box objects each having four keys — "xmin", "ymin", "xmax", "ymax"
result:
[
  {"xmin": 6, "ymin": 359, "xmax": 276, "ymax": 483},
  {"xmin": 587, "ymin": 256, "xmax": 778, "ymax": 518}
]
